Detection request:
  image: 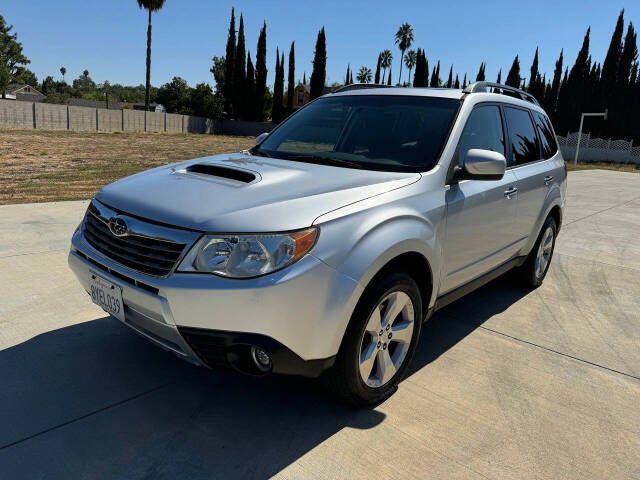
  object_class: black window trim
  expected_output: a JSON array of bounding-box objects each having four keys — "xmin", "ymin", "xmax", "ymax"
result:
[{"xmin": 501, "ymin": 103, "xmax": 551, "ymax": 170}]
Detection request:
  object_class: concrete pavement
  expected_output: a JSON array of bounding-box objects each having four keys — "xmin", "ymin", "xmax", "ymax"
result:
[{"xmin": 0, "ymin": 169, "xmax": 639, "ymax": 479}]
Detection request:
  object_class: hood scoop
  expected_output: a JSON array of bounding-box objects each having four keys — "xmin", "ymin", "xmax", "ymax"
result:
[{"xmin": 184, "ymin": 163, "xmax": 257, "ymax": 183}]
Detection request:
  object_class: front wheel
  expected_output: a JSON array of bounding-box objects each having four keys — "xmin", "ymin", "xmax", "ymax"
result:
[
  {"xmin": 324, "ymin": 273, "xmax": 422, "ymax": 406},
  {"xmin": 519, "ymin": 216, "xmax": 557, "ymax": 288}
]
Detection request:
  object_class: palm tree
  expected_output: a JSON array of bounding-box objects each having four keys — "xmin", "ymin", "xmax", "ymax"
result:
[
  {"xmin": 356, "ymin": 66, "xmax": 372, "ymax": 83},
  {"xmin": 394, "ymin": 23, "xmax": 414, "ymax": 84},
  {"xmin": 60, "ymin": 67, "xmax": 66, "ymax": 82},
  {"xmin": 137, "ymin": 0, "xmax": 166, "ymax": 111},
  {"xmin": 404, "ymin": 50, "xmax": 417, "ymax": 85},
  {"xmin": 380, "ymin": 50, "xmax": 393, "ymax": 82}
]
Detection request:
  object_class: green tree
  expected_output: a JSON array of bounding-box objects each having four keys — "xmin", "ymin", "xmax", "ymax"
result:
[
  {"xmin": 60, "ymin": 67, "xmax": 66, "ymax": 82},
  {"xmin": 462, "ymin": 73, "xmax": 467, "ymax": 88},
  {"xmin": 0, "ymin": 14, "xmax": 30, "ymax": 98},
  {"xmin": 73, "ymin": 70, "xmax": 96, "ymax": 91},
  {"xmin": 528, "ymin": 47, "xmax": 539, "ymax": 95},
  {"xmin": 272, "ymin": 47, "xmax": 284, "ymax": 122},
  {"xmin": 190, "ymin": 82, "xmax": 220, "ymax": 118},
  {"xmin": 600, "ymin": 9, "xmax": 624, "ymax": 109},
  {"xmin": 446, "ymin": 65, "xmax": 453, "ymax": 88},
  {"xmin": 549, "ymin": 49, "xmax": 563, "ymax": 114},
  {"xmin": 496, "ymin": 68, "xmax": 502, "ymax": 83},
  {"xmin": 387, "ymin": 67, "xmax": 392, "ymax": 85},
  {"xmin": 14, "ymin": 67, "xmax": 37, "ymax": 87},
  {"xmin": 210, "ymin": 55, "xmax": 225, "ymax": 93},
  {"xmin": 557, "ymin": 28, "xmax": 591, "ymax": 133},
  {"xmin": 454, "ymin": 74, "xmax": 460, "ymax": 89},
  {"xmin": 310, "ymin": 27, "xmax": 326, "ymax": 100},
  {"xmin": 287, "ymin": 41, "xmax": 295, "ymax": 112},
  {"xmin": 137, "ymin": 0, "xmax": 166, "ymax": 111},
  {"xmin": 475, "ymin": 62, "xmax": 486, "ymax": 81},
  {"xmin": 380, "ymin": 49, "xmax": 392, "ymax": 82},
  {"xmin": 233, "ymin": 14, "xmax": 246, "ymax": 118},
  {"xmin": 156, "ymin": 76, "xmax": 190, "ymax": 113},
  {"xmin": 505, "ymin": 55, "xmax": 521, "ymax": 87},
  {"xmin": 345, "ymin": 64, "xmax": 350, "ymax": 85},
  {"xmin": 255, "ymin": 22, "xmax": 268, "ymax": 121},
  {"xmin": 430, "ymin": 60, "xmax": 440, "ymax": 87},
  {"xmin": 413, "ymin": 48, "xmax": 424, "ymax": 87},
  {"xmin": 394, "ymin": 23, "xmax": 414, "ymax": 84},
  {"xmin": 223, "ymin": 8, "xmax": 236, "ymax": 117},
  {"xmin": 404, "ymin": 50, "xmax": 417, "ymax": 84},
  {"xmin": 374, "ymin": 53, "xmax": 381, "ymax": 84},
  {"xmin": 356, "ymin": 66, "xmax": 372, "ymax": 83},
  {"xmin": 245, "ymin": 52, "xmax": 256, "ymax": 120}
]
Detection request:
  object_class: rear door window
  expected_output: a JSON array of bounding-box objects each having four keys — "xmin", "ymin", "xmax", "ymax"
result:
[
  {"xmin": 532, "ymin": 112, "xmax": 558, "ymax": 159},
  {"xmin": 504, "ymin": 106, "xmax": 540, "ymax": 166}
]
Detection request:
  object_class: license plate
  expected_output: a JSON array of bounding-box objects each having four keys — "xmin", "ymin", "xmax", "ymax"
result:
[{"xmin": 90, "ymin": 274, "xmax": 125, "ymax": 322}]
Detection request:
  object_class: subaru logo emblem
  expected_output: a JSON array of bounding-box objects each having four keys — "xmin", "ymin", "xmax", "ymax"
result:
[{"xmin": 108, "ymin": 217, "xmax": 128, "ymax": 236}]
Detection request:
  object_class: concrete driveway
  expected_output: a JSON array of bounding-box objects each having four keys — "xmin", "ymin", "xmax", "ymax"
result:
[{"xmin": 0, "ymin": 169, "xmax": 638, "ymax": 479}]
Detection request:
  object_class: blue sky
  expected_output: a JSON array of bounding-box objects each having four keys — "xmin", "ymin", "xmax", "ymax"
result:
[{"xmin": 4, "ymin": 1, "xmax": 638, "ymax": 90}]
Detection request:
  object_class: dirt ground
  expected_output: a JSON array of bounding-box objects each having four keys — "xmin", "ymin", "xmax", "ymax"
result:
[
  {"xmin": 0, "ymin": 129, "xmax": 256, "ymax": 204},
  {"xmin": 0, "ymin": 128, "xmax": 637, "ymax": 205}
]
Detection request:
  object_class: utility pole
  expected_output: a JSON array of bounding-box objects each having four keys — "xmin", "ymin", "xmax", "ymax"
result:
[{"xmin": 574, "ymin": 110, "xmax": 608, "ymax": 168}]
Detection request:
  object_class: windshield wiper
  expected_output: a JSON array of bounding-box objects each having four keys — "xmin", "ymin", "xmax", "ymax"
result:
[{"xmin": 285, "ymin": 154, "xmax": 363, "ymax": 169}]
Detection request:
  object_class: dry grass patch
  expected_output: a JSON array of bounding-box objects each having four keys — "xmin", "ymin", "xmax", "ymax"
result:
[{"xmin": 0, "ymin": 129, "xmax": 255, "ymax": 204}]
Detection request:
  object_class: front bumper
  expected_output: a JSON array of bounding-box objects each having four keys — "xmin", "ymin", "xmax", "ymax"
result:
[{"xmin": 68, "ymin": 229, "xmax": 362, "ymax": 376}]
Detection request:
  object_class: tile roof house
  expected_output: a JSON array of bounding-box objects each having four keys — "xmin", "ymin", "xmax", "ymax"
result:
[{"xmin": 5, "ymin": 84, "xmax": 46, "ymax": 102}]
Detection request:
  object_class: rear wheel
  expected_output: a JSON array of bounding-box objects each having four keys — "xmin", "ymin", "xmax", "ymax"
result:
[
  {"xmin": 519, "ymin": 216, "xmax": 557, "ymax": 288},
  {"xmin": 324, "ymin": 273, "xmax": 422, "ymax": 406}
]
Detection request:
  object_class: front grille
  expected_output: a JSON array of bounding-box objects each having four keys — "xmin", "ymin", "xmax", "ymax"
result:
[
  {"xmin": 83, "ymin": 213, "xmax": 186, "ymax": 277},
  {"xmin": 178, "ymin": 327, "xmax": 228, "ymax": 367}
]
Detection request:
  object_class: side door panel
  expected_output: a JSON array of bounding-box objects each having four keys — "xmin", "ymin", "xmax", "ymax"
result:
[
  {"xmin": 442, "ymin": 171, "xmax": 519, "ymax": 293},
  {"xmin": 441, "ymin": 103, "xmax": 519, "ymax": 294}
]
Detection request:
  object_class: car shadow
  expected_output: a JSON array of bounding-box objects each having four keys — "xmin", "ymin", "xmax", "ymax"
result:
[{"xmin": 0, "ymin": 274, "xmax": 531, "ymax": 479}]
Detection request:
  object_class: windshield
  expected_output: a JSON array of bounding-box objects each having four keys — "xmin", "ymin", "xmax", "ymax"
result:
[{"xmin": 255, "ymin": 94, "xmax": 460, "ymax": 172}]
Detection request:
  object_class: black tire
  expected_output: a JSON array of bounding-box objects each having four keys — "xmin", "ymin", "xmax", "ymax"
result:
[
  {"xmin": 324, "ymin": 272, "xmax": 422, "ymax": 407},
  {"xmin": 519, "ymin": 216, "xmax": 557, "ymax": 288}
]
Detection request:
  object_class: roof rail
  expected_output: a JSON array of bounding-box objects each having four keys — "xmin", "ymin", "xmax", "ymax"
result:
[
  {"xmin": 331, "ymin": 83, "xmax": 392, "ymax": 94},
  {"xmin": 463, "ymin": 81, "xmax": 539, "ymax": 106}
]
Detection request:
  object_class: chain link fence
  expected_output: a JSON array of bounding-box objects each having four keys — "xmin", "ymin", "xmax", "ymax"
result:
[{"xmin": 557, "ymin": 132, "xmax": 639, "ymax": 164}]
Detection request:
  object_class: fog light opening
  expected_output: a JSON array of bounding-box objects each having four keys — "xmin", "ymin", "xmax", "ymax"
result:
[{"xmin": 251, "ymin": 346, "xmax": 272, "ymax": 372}]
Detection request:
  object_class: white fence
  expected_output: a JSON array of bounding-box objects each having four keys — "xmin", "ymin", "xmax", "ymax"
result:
[{"xmin": 557, "ymin": 132, "xmax": 640, "ymax": 165}]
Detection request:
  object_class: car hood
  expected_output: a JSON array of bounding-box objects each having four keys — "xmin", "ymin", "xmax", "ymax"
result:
[{"xmin": 96, "ymin": 152, "xmax": 421, "ymax": 232}]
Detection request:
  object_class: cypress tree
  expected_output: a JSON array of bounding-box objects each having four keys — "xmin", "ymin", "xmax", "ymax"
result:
[
  {"xmin": 303, "ymin": 72, "xmax": 306, "ymax": 84},
  {"xmin": 423, "ymin": 57, "xmax": 429, "ymax": 87},
  {"xmin": 616, "ymin": 22, "xmax": 638, "ymax": 138},
  {"xmin": 412, "ymin": 49, "xmax": 420, "ymax": 86},
  {"xmin": 350, "ymin": 70, "xmax": 354, "ymax": 85},
  {"xmin": 387, "ymin": 67, "xmax": 392, "ymax": 85},
  {"xmin": 529, "ymin": 47, "xmax": 539, "ymax": 94},
  {"xmin": 462, "ymin": 73, "xmax": 467, "ymax": 88},
  {"xmin": 496, "ymin": 68, "xmax": 502, "ymax": 83},
  {"xmin": 617, "ymin": 22, "xmax": 637, "ymax": 88},
  {"xmin": 272, "ymin": 48, "xmax": 283, "ymax": 122},
  {"xmin": 223, "ymin": 8, "xmax": 236, "ymax": 117},
  {"xmin": 454, "ymin": 74, "xmax": 460, "ymax": 89},
  {"xmin": 557, "ymin": 29, "xmax": 590, "ymax": 134},
  {"xmin": 430, "ymin": 61, "xmax": 440, "ymax": 87},
  {"xmin": 255, "ymin": 22, "xmax": 268, "ymax": 121},
  {"xmin": 601, "ymin": 9, "xmax": 625, "ymax": 108},
  {"xmin": 476, "ymin": 62, "xmax": 486, "ymax": 81},
  {"xmin": 345, "ymin": 64, "xmax": 350, "ymax": 84},
  {"xmin": 245, "ymin": 52, "xmax": 256, "ymax": 120},
  {"xmin": 233, "ymin": 14, "xmax": 246, "ymax": 119},
  {"xmin": 374, "ymin": 53, "xmax": 381, "ymax": 84},
  {"xmin": 310, "ymin": 27, "xmax": 326, "ymax": 100},
  {"xmin": 287, "ymin": 41, "xmax": 295, "ymax": 113},
  {"xmin": 446, "ymin": 65, "xmax": 453, "ymax": 88},
  {"xmin": 505, "ymin": 55, "xmax": 521, "ymax": 87},
  {"xmin": 549, "ymin": 50, "xmax": 563, "ymax": 114}
]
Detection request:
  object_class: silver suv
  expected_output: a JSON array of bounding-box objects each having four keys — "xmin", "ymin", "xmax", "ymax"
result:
[{"xmin": 69, "ymin": 82, "xmax": 566, "ymax": 405}]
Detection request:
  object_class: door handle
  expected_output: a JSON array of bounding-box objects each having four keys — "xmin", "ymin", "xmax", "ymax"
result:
[
  {"xmin": 504, "ymin": 187, "xmax": 518, "ymax": 198},
  {"xmin": 544, "ymin": 175, "xmax": 554, "ymax": 185}
]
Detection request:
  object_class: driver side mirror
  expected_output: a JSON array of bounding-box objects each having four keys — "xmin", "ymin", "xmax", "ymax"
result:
[
  {"xmin": 256, "ymin": 132, "xmax": 269, "ymax": 145},
  {"xmin": 450, "ymin": 149, "xmax": 506, "ymax": 183}
]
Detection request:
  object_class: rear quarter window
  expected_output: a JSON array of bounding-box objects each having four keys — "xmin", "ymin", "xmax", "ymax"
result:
[
  {"xmin": 533, "ymin": 112, "xmax": 558, "ymax": 159},
  {"xmin": 504, "ymin": 106, "xmax": 540, "ymax": 166}
]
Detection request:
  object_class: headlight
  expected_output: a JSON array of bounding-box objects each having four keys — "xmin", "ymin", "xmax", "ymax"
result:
[{"xmin": 177, "ymin": 228, "xmax": 318, "ymax": 278}]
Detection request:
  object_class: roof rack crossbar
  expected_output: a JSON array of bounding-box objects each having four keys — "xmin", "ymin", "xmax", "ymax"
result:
[
  {"xmin": 463, "ymin": 81, "xmax": 539, "ymax": 105},
  {"xmin": 331, "ymin": 83, "xmax": 392, "ymax": 94}
]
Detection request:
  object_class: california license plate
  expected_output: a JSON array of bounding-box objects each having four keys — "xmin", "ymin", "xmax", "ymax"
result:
[{"xmin": 90, "ymin": 274, "xmax": 125, "ymax": 322}]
